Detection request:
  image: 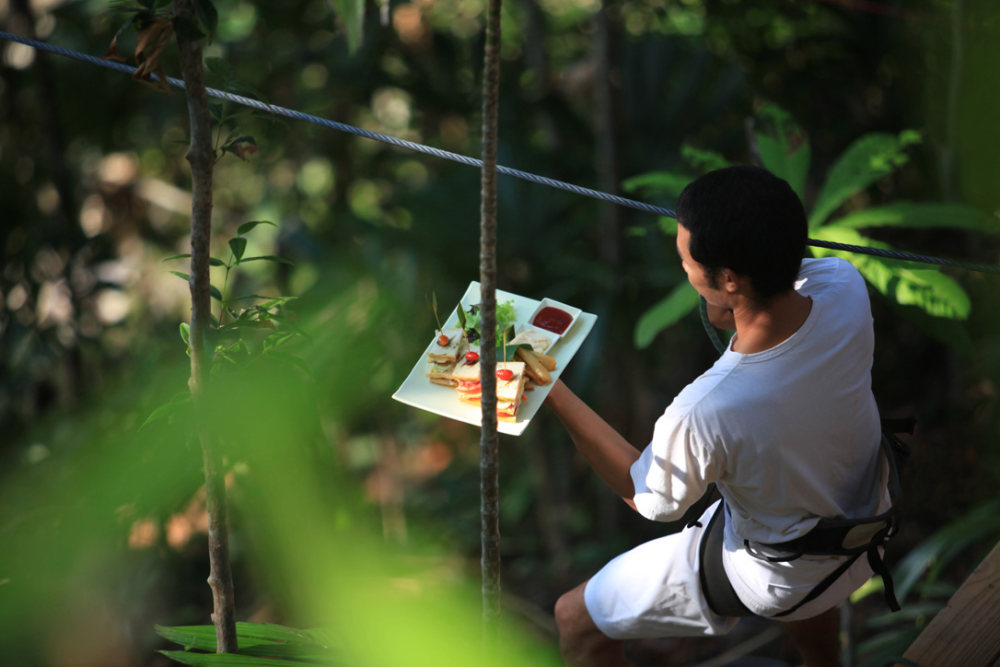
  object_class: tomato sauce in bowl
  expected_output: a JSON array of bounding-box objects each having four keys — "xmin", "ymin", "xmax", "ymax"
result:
[{"xmin": 533, "ymin": 306, "xmax": 574, "ymax": 335}]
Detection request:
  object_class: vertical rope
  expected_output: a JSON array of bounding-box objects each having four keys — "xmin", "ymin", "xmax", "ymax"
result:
[
  {"xmin": 478, "ymin": 0, "xmax": 503, "ymax": 657},
  {"xmin": 698, "ymin": 297, "xmax": 728, "ymax": 355}
]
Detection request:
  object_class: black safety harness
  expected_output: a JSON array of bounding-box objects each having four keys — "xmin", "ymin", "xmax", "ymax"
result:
[{"xmin": 697, "ymin": 418, "xmax": 913, "ymax": 619}]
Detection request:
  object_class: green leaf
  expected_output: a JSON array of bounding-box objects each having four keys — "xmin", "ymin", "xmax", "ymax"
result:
[
  {"xmin": 891, "ymin": 497, "xmax": 1000, "ymax": 603},
  {"xmin": 222, "ymin": 136, "xmax": 258, "ymax": 161},
  {"xmin": 863, "ymin": 602, "xmax": 944, "ymax": 629},
  {"xmin": 854, "ymin": 625, "xmax": 923, "ymax": 666},
  {"xmin": 238, "ymin": 643, "xmax": 338, "ymax": 660},
  {"xmin": 657, "ymin": 216, "xmax": 679, "ymax": 236},
  {"xmin": 240, "ymin": 255, "xmax": 295, "ymax": 266},
  {"xmin": 169, "ymin": 271, "xmax": 191, "ymax": 282},
  {"xmin": 753, "ymin": 103, "xmax": 811, "ymax": 199},
  {"xmin": 809, "ymin": 130, "xmax": 922, "ymax": 229},
  {"xmin": 158, "ymin": 651, "xmax": 309, "ymax": 666},
  {"xmin": 811, "ymin": 226, "xmax": 971, "ymax": 319},
  {"xmin": 237, "ymin": 220, "xmax": 278, "ymax": 236},
  {"xmin": 680, "ymin": 145, "xmax": 732, "ymax": 173},
  {"xmin": 179, "ymin": 322, "xmax": 190, "ymax": 345},
  {"xmin": 832, "ymin": 202, "xmax": 1000, "ymax": 234},
  {"xmin": 204, "ymin": 56, "xmax": 234, "ymax": 81},
  {"xmin": 140, "ymin": 392, "xmax": 190, "ymax": 430},
  {"xmin": 229, "ymin": 237, "xmax": 248, "ymax": 262},
  {"xmin": 634, "ymin": 282, "xmax": 699, "ymax": 349},
  {"xmin": 173, "ymin": 16, "xmax": 206, "ymax": 42},
  {"xmin": 500, "ymin": 323, "xmax": 516, "ymax": 345},
  {"xmin": 755, "ymin": 133, "xmax": 810, "ymax": 200},
  {"xmin": 330, "ymin": 0, "xmax": 366, "ymax": 53},
  {"xmin": 499, "ymin": 343, "xmax": 531, "ymax": 360},
  {"xmin": 621, "ymin": 171, "xmax": 692, "ymax": 198},
  {"xmin": 156, "ymin": 622, "xmax": 325, "ymax": 653},
  {"xmin": 164, "ymin": 254, "xmax": 226, "ymax": 266},
  {"xmin": 210, "ymin": 284, "xmax": 224, "ymax": 302},
  {"xmin": 192, "ymin": 0, "xmax": 218, "ymax": 39}
]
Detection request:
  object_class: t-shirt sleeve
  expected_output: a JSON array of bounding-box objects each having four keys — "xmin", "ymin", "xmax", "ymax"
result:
[{"xmin": 630, "ymin": 407, "xmax": 722, "ymax": 522}]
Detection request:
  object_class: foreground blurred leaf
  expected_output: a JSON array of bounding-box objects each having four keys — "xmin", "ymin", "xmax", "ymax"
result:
[
  {"xmin": 634, "ymin": 282, "xmax": 699, "ymax": 349},
  {"xmin": 140, "ymin": 392, "xmax": 191, "ymax": 429}
]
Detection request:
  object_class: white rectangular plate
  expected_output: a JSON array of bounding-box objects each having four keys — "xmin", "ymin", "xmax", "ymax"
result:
[{"xmin": 392, "ymin": 282, "xmax": 597, "ymax": 436}]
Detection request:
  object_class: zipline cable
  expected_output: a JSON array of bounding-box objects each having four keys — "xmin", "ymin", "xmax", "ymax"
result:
[{"xmin": 3, "ymin": 30, "xmax": 998, "ymax": 275}]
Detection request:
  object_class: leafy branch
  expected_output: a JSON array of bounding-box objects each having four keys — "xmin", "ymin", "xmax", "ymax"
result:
[{"xmin": 623, "ymin": 103, "xmax": 1000, "ymax": 348}]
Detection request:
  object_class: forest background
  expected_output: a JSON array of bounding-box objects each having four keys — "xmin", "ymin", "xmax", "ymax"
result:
[{"xmin": 2, "ymin": 0, "xmax": 1000, "ymax": 665}]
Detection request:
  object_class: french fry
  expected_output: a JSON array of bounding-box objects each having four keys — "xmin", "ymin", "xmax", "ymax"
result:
[
  {"xmin": 516, "ymin": 348, "xmax": 552, "ymax": 386},
  {"xmin": 534, "ymin": 352, "xmax": 557, "ymax": 371}
]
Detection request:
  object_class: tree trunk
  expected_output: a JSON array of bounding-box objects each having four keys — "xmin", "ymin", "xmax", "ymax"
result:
[
  {"xmin": 174, "ymin": 0, "xmax": 238, "ymax": 653},
  {"xmin": 478, "ymin": 0, "xmax": 503, "ymax": 656},
  {"xmin": 594, "ymin": 0, "xmax": 623, "ymax": 272}
]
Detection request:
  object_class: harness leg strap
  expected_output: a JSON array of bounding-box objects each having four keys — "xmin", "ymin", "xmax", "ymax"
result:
[{"xmin": 698, "ymin": 502, "xmax": 753, "ymax": 617}]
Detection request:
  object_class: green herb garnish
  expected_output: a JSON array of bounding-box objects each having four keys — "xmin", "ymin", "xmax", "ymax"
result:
[{"xmin": 463, "ymin": 299, "xmax": 516, "ymax": 346}]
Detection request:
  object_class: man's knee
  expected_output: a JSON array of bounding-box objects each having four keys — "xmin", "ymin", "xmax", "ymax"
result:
[
  {"xmin": 554, "ymin": 587, "xmax": 590, "ymax": 640},
  {"xmin": 780, "ymin": 607, "xmax": 839, "ymax": 667},
  {"xmin": 554, "ymin": 583, "xmax": 626, "ymax": 666}
]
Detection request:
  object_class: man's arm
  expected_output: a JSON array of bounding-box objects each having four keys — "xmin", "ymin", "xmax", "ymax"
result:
[{"xmin": 545, "ymin": 379, "xmax": 641, "ymax": 510}]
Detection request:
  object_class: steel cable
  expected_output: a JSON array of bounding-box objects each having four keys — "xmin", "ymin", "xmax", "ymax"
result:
[{"xmin": 2, "ymin": 30, "xmax": 998, "ymax": 274}]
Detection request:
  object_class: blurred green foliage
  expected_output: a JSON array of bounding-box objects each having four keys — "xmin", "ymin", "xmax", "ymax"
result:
[
  {"xmin": 2, "ymin": 0, "xmax": 1000, "ymax": 664},
  {"xmin": 625, "ymin": 104, "xmax": 1000, "ymax": 347}
]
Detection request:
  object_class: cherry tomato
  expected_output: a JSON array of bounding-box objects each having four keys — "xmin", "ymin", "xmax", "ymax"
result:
[
  {"xmin": 465, "ymin": 351, "xmax": 480, "ymax": 364},
  {"xmin": 437, "ymin": 334, "xmax": 451, "ymax": 346},
  {"xmin": 496, "ymin": 368, "xmax": 514, "ymax": 381}
]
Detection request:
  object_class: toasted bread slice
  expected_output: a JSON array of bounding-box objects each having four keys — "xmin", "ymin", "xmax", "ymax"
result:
[
  {"xmin": 495, "ymin": 362, "xmax": 527, "ymax": 404},
  {"xmin": 427, "ymin": 328, "xmax": 467, "ymax": 365},
  {"xmin": 452, "ymin": 361, "xmax": 526, "ymax": 422},
  {"xmin": 451, "ymin": 358, "xmax": 481, "ymax": 384},
  {"xmin": 425, "ymin": 358, "xmax": 458, "ymax": 386}
]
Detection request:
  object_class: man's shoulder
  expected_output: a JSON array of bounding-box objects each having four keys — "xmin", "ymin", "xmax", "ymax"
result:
[
  {"xmin": 669, "ymin": 356, "xmax": 743, "ymax": 420},
  {"xmin": 796, "ymin": 257, "xmax": 865, "ymax": 296},
  {"xmin": 798, "ymin": 256, "xmax": 856, "ymax": 279}
]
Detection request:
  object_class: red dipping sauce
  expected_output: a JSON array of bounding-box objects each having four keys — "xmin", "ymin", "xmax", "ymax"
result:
[{"xmin": 533, "ymin": 306, "xmax": 573, "ymax": 334}]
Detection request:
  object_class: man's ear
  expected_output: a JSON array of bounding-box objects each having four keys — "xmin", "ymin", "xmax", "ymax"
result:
[{"xmin": 720, "ymin": 268, "xmax": 742, "ymax": 294}]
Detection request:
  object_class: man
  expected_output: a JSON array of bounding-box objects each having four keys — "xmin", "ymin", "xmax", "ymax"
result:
[{"xmin": 545, "ymin": 165, "xmax": 888, "ymax": 666}]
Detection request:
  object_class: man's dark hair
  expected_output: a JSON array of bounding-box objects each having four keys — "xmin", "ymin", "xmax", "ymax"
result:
[{"xmin": 676, "ymin": 165, "xmax": 807, "ymax": 304}]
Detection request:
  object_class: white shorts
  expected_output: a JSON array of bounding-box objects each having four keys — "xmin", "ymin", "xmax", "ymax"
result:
[
  {"xmin": 583, "ymin": 501, "xmax": 739, "ymax": 639},
  {"xmin": 583, "ymin": 499, "xmax": 878, "ymax": 638}
]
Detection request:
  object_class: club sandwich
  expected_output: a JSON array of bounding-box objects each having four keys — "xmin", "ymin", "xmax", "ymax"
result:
[{"xmin": 451, "ymin": 360, "xmax": 527, "ymax": 423}]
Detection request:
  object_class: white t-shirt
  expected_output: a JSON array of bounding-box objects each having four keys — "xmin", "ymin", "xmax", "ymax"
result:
[{"xmin": 630, "ymin": 257, "xmax": 885, "ymax": 616}]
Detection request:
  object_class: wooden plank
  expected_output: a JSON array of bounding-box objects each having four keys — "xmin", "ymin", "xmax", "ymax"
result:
[{"xmin": 902, "ymin": 539, "xmax": 1000, "ymax": 666}]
